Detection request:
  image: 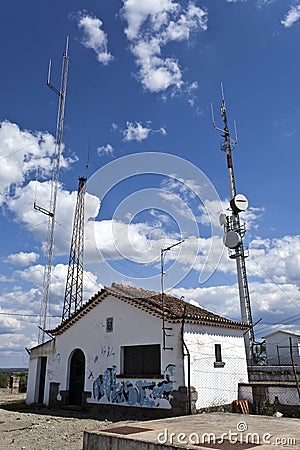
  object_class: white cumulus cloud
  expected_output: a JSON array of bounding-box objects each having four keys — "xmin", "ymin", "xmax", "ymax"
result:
[
  {"xmin": 6, "ymin": 179, "xmax": 100, "ymax": 257},
  {"xmin": 6, "ymin": 251, "xmax": 39, "ymax": 266},
  {"xmin": 164, "ymin": 3, "xmax": 207, "ymax": 41},
  {"xmin": 122, "ymin": 121, "xmax": 167, "ymax": 141},
  {"xmin": 0, "ymin": 120, "xmax": 72, "ymax": 206},
  {"xmin": 77, "ymin": 12, "xmax": 114, "ymax": 65},
  {"xmin": 248, "ymin": 235, "xmax": 300, "ymax": 286},
  {"xmin": 281, "ymin": 5, "xmax": 300, "ymax": 28},
  {"xmin": 171, "ymin": 280, "xmax": 300, "ymax": 338},
  {"xmin": 97, "ymin": 144, "xmax": 114, "ymax": 156},
  {"xmin": 123, "ymin": 121, "xmax": 151, "ymax": 141},
  {"xmin": 18, "ymin": 263, "xmax": 100, "ymax": 306},
  {"xmin": 122, "ymin": 0, "xmax": 207, "ymax": 93}
]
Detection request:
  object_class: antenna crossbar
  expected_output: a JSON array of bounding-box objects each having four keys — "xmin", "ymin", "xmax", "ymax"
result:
[{"xmin": 33, "ymin": 202, "xmax": 54, "ymax": 217}]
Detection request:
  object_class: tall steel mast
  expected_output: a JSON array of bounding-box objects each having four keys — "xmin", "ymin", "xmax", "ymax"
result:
[
  {"xmin": 34, "ymin": 38, "xmax": 69, "ymax": 343},
  {"xmin": 212, "ymin": 85, "xmax": 254, "ymax": 364}
]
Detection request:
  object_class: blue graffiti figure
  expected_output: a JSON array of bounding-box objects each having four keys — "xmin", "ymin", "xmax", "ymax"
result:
[
  {"xmin": 135, "ymin": 380, "xmax": 156, "ymax": 407},
  {"xmin": 126, "ymin": 383, "xmax": 140, "ymax": 405},
  {"xmin": 93, "ymin": 366, "xmax": 118, "ymax": 401},
  {"xmin": 111, "ymin": 380, "xmax": 140, "ymax": 405},
  {"xmin": 93, "ymin": 374, "xmax": 104, "ymax": 401},
  {"xmin": 152, "ymin": 364, "xmax": 175, "ymax": 400}
]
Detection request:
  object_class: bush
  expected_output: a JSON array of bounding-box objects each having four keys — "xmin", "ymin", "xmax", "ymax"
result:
[
  {"xmin": 19, "ymin": 372, "xmax": 28, "ymax": 393},
  {"xmin": 0, "ymin": 372, "xmax": 9, "ymax": 388}
]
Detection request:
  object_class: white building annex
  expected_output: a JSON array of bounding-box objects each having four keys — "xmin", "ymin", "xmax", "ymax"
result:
[
  {"xmin": 264, "ymin": 330, "xmax": 300, "ymax": 366},
  {"xmin": 26, "ymin": 283, "xmax": 249, "ymax": 415}
]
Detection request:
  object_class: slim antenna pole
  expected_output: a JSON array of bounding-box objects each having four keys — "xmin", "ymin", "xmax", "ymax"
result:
[
  {"xmin": 289, "ymin": 337, "xmax": 300, "ymax": 399},
  {"xmin": 161, "ymin": 240, "xmax": 184, "ymax": 350},
  {"xmin": 212, "ymin": 84, "xmax": 254, "ymax": 365},
  {"xmin": 85, "ymin": 138, "xmax": 90, "ymax": 179},
  {"xmin": 35, "ymin": 37, "xmax": 69, "ymax": 343}
]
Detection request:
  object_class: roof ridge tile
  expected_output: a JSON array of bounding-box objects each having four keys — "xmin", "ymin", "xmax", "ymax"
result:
[{"xmin": 47, "ymin": 283, "xmax": 250, "ymax": 335}]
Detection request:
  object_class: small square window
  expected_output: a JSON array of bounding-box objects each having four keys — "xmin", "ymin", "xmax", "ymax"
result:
[
  {"xmin": 215, "ymin": 344, "xmax": 222, "ymax": 362},
  {"xmin": 106, "ymin": 317, "xmax": 113, "ymax": 332}
]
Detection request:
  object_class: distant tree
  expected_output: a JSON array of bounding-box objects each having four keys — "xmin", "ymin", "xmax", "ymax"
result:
[
  {"xmin": 0, "ymin": 372, "xmax": 8, "ymax": 388},
  {"xmin": 18, "ymin": 371, "xmax": 28, "ymax": 393}
]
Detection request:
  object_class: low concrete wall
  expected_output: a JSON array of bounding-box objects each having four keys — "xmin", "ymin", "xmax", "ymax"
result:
[
  {"xmin": 239, "ymin": 382, "xmax": 300, "ymax": 416},
  {"xmin": 249, "ymin": 366, "xmax": 300, "ymax": 383},
  {"xmin": 83, "ymin": 431, "xmax": 185, "ymax": 450},
  {"xmin": 83, "ymin": 412, "xmax": 300, "ymax": 450},
  {"xmin": 242, "ymin": 365, "xmax": 300, "ymax": 416},
  {"xmin": 0, "ymin": 378, "xmax": 20, "ymax": 396}
]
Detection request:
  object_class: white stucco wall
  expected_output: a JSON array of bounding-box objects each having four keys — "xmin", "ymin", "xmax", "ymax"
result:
[
  {"xmin": 26, "ymin": 339, "xmax": 55, "ymax": 404},
  {"xmin": 27, "ymin": 295, "xmax": 184, "ymax": 409},
  {"xmin": 26, "ymin": 357, "xmax": 38, "ymax": 404},
  {"xmin": 27, "ymin": 296, "xmax": 249, "ymax": 411},
  {"xmin": 265, "ymin": 332, "xmax": 300, "ymax": 366},
  {"xmin": 183, "ymin": 324, "xmax": 248, "ymax": 409}
]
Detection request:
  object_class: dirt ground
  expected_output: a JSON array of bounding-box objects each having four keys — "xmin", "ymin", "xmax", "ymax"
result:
[{"xmin": 0, "ymin": 393, "xmax": 130, "ymax": 450}]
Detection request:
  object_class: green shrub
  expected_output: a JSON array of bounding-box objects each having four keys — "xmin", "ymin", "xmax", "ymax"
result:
[
  {"xmin": 18, "ymin": 372, "xmax": 28, "ymax": 393},
  {"xmin": 0, "ymin": 372, "xmax": 9, "ymax": 388}
]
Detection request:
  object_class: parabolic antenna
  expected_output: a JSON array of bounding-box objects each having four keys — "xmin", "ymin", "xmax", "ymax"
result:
[
  {"xmin": 230, "ymin": 193, "xmax": 248, "ymax": 213},
  {"xmin": 223, "ymin": 230, "xmax": 241, "ymax": 249}
]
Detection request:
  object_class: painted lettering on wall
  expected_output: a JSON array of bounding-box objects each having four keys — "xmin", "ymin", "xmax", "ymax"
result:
[
  {"xmin": 92, "ymin": 364, "xmax": 175, "ymax": 408},
  {"xmin": 100, "ymin": 345, "xmax": 116, "ymax": 358},
  {"xmin": 86, "ymin": 355, "xmax": 98, "ymax": 380}
]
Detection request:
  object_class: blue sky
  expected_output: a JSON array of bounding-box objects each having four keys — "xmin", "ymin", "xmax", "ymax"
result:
[{"xmin": 1, "ymin": 0, "xmax": 300, "ymax": 367}]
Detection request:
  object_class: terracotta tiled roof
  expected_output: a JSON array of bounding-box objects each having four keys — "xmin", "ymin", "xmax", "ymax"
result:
[{"xmin": 48, "ymin": 283, "xmax": 250, "ymax": 336}]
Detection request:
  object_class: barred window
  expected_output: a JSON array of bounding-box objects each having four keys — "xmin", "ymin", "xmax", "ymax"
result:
[
  {"xmin": 122, "ymin": 344, "xmax": 161, "ymax": 376},
  {"xmin": 106, "ymin": 317, "xmax": 113, "ymax": 332},
  {"xmin": 214, "ymin": 344, "xmax": 225, "ymax": 367}
]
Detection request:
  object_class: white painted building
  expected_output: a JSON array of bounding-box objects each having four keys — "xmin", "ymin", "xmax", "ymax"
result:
[
  {"xmin": 26, "ymin": 283, "xmax": 249, "ymax": 414},
  {"xmin": 264, "ymin": 330, "xmax": 300, "ymax": 366}
]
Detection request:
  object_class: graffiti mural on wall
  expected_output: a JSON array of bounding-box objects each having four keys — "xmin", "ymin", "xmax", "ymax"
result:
[{"xmin": 93, "ymin": 364, "xmax": 175, "ymax": 408}]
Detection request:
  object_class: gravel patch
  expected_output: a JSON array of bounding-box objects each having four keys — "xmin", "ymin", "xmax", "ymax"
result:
[{"xmin": 0, "ymin": 395, "xmax": 131, "ymax": 450}]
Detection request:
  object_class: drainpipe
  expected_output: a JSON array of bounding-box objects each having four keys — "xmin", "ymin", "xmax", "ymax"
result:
[{"xmin": 181, "ymin": 304, "xmax": 191, "ymax": 415}]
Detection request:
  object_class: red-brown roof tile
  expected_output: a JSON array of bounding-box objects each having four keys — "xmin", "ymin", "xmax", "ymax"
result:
[{"xmin": 48, "ymin": 283, "xmax": 250, "ymax": 336}]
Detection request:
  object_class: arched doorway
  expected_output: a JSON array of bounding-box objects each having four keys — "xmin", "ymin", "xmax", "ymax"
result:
[{"xmin": 69, "ymin": 349, "xmax": 85, "ymax": 406}]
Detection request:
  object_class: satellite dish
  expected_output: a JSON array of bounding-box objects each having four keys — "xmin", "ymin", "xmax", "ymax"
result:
[
  {"xmin": 219, "ymin": 213, "xmax": 227, "ymax": 226},
  {"xmin": 230, "ymin": 194, "xmax": 248, "ymax": 213},
  {"xmin": 223, "ymin": 231, "xmax": 241, "ymax": 249}
]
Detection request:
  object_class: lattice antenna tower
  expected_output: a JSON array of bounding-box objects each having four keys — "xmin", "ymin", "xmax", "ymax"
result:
[
  {"xmin": 211, "ymin": 84, "xmax": 255, "ymax": 364},
  {"xmin": 34, "ymin": 37, "xmax": 69, "ymax": 343},
  {"xmin": 62, "ymin": 176, "xmax": 86, "ymax": 321}
]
